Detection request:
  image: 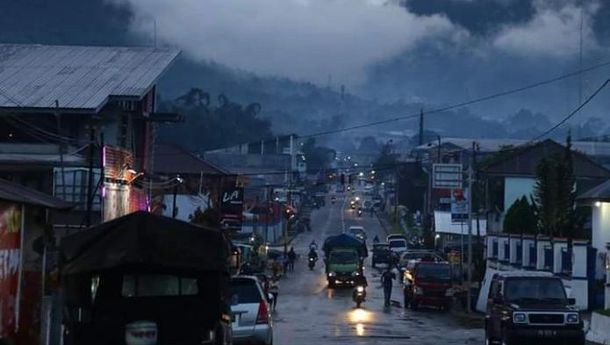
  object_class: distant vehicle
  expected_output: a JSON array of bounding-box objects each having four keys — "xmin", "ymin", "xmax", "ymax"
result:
[
  {"xmin": 403, "ymin": 261, "xmax": 453, "ymax": 311},
  {"xmin": 230, "ymin": 276, "xmax": 274, "ymax": 345},
  {"xmin": 485, "ymin": 272, "xmax": 584, "ymax": 345},
  {"xmin": 388, "ymin": 238, "xmax": 408, "ymax": 254},
  {"xmin": 386, "ymin": 234, "xmax": 407, "ymax": 242},
  {"xmin": 371, "ymin": 243, "xmax": 391, "ymax": 268},
  {"xmin": 348, "ymin": 226, "xmax": 367, "ymax": 242},
  {"xmin": 398, "ymin": 250, "xmax": 444, "ymax": 281}
]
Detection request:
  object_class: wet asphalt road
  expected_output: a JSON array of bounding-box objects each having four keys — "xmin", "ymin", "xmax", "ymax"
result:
[{"xmin": 272, "ymin": 193, "xmax": 484, "ymax": 345}]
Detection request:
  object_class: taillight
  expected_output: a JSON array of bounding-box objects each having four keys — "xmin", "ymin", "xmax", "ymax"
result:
[{"xmin": 256, "ymin": 300, "xmax": 270, "ymax": 324}]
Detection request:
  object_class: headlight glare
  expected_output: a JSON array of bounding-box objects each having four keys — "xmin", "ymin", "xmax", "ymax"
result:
[
  {"xmin": 513, "ymin": 312, "xmax": 527, "ymax": 323},
  {"xmin": 566, "ymin": 313, "xmax": 579, "ymax": 324}
]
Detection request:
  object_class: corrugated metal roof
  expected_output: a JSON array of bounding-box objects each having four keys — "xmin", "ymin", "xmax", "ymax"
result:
[
  {"xmin": 0, "ymin": 178, "xmax": 73, "ymax": 209},
  {"xmin": 0, "ymin": 44, "xmax": 179, "ymax": 112}
]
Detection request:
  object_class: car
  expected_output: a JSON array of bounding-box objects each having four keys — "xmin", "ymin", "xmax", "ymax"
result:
[
  {"xmin": 403, "ymin": 261, "xmax": 453, "ymax": 311},
  {"xmin": 398, "ymin": 250, "xmax": 444, "ymax": 281},
  {"xmin": 348, "ymin": 226, "xmax": 367, "ymax": 242},
  {"xmin": 388, "ymin": 238, "xmax": 408, "ymax": 254},
  {"xmin": 485, "ymin": 272, "xmax": 585, "ymax": 345},
  {"xmin": 371, "ymin": 243, "xmax": 391, "ymax": 268},
  {"xmin": 230, "ymin": 276, "xmax": 274, "ymax": 345}
]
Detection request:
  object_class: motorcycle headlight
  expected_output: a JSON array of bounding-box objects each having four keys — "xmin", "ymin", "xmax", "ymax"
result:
[
  {"xmin": 566, "ymin": 313, "xmax": 579, "ymax": 324},
  {"xmin": 356, "ymin": 286, "xmax": 364, "ymax": 293},
  {"xmin": 513, "ymin": 312, "xmax": 527, "ymax": 324},
  {"xmin": 351, "ymin": 271, "xmax": 360, "ymax": 277},
  {"xmin": 414, "ymin": 286, "xmax": 424, "ymax": 295},
  {"xmin": 328, "ymin": 272, "xmax": 336, "ymax": 277}
]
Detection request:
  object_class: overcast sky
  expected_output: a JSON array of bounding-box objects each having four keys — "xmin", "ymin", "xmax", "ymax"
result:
[{"xmin": 115, "ymin": 0, "xmax": 610, "ymax": 121}]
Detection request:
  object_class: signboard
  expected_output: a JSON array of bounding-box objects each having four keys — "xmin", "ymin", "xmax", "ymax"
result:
[
  {"xmin": 433, "ymin": 164, "xmax": 462, "ymax": 189},
  {"xmin": 220, "ymin": 185, "xmax": 244, "ymax": 231},
  {"xmin": 451, "ymin": 188, "xmax": 469, "ymax": 223},
  {"xmin": 0, "ymin": 202, "xmax": 22, "ymax": 337}
]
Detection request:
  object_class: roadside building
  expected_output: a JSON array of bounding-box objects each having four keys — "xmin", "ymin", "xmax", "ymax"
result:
[
  {"xmin": 0, "ymin": 178, "xmax": 72, "ymax": 345},
  {"xmin": 151, "ymin": 143, "xmax": 232, "ymax": 221},
  {"xmin": 0, "ymin": 44, "xmax": 180, "ymax": 234}
]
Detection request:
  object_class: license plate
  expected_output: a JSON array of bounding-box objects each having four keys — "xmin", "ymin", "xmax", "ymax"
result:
[{"xmin": 537, "ymin": 330, "xmax": 557, "ymax": 337}]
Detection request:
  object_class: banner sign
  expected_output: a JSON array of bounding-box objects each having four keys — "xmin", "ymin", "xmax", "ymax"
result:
[
  {"xmin": 450, "ymin": 188, "xmax": 469, "ymax": 223},
  {"xmin": 220, "ymin": 185, "xmax": 244, "ymax": 232},
  {"xmin": 433, "ymin": 164, "xmax": 462, "ymax": 189},
  {"xmin": 0, "ymin": 202, "xmax": 22, "ymax": 337}
]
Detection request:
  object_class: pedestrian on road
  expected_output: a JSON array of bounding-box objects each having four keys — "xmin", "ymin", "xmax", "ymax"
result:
[
  {"xmin": 381, "ymin": 267, "xmax": 396, "ymax": 307},
  {"xmin": 269, "ymin": 276, "xmax": 280, "ymax": 311},
  {"xmin": 288, "ymin": 247, "xmax": 297, "ymax": 272},
  {"xmin": 282, "ymin": 254, "xmax": 290, "ymax": 276}
]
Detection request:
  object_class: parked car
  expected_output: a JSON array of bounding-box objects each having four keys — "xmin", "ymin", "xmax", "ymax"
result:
[
  {"xmin": 386, "ymin": 234, "xmax": 407, "ymax": 242},
  {"xmin": 230, "ymin": 276, "xmax": 274, "ymax": 345},
  {"xmin": 371, "ymin": 243, "xmax": 391, "ymax": 268},
  {"xmin": 388, "ymin": 237, "xmax": 408, "ymax": 254},
  {"xmin": 348, "ymin": 226, "xmax": 367, "ymax": 242},
  {"xmin": 485, "ymin": 272, "xmax": 585, "ymax": 345},
  {"xmin": 398, "ymin": 250, "xmax": 444, "ymax": 281},
  {"xmin": 403, "ymin": 261, "xmax": 453, "ymax": 311}
]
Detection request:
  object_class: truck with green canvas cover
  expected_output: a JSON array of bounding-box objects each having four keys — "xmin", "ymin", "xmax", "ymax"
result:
[{"xmin": 323, "ymin": 234, "xmax": 368, "ymax": 287}]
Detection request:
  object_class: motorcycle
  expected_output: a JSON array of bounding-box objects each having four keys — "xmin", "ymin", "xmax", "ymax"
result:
[
  {"xmin": 357, "ymin": 208, "xmax": 363, "ymax": 217},
  {"xmin": 308, "ymin": 256, "xmax": 317, "ymax": 270},
  {"xmin": 352, "ymin": 284, "xmax": 366, "ymax": 308}
]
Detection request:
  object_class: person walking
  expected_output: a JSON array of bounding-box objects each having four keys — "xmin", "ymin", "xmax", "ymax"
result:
[
  {"xmin": 268, "ymin": 276, "xmax": 280, "ymax": 311},
  {"xmin": 288, "ymin": 247, "xmax": 297, "ymax": 272},
  {"xmin": 381, "ymin": 267, "xmax": 396, "ymax": 307}
]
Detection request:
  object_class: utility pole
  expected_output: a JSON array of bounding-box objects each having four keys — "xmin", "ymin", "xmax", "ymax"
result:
[
  {"xmin": 85, "ymin": 126, "xmax": 95, "ymax": 227},
  {"xmin": 466, "ymin": 141, "xmax": 474, "ymax": 313},
  {"xmin": 418, "ymin": 108, "xmax": 424, "ymax": 146},
  {"xmin": 437, "ymin": 135, "xmax": 441, "ymax": 162}
]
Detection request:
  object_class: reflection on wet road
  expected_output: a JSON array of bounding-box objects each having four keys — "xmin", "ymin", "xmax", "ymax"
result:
[{"xmin": 272, "ymin": 195, "xmax": 483, "ymax": 344}]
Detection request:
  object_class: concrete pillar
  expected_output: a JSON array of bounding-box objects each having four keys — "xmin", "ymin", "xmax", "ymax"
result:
[
  {"xmin": 509, "ymin": 235, "xmax": 522, "ymax": 268},
  {"xmin": 537, "ymin": 236, "xmax": 551, "ymax": 271},
  {"xmin": 552, "ymin": 238, "xmax": 568, "ymax": 275},
  {"xmin": 522, "ymin": 236, "xmax": 535, "ymax": 269},
  {"xmin": 571, "ymin": 240, "xmax": 589, "ymax": 310}
]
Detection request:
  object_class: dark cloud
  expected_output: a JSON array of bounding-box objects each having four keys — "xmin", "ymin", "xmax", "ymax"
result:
[
  {"xmin": 592, "ymin": 1, "xmax": 610, "ymax": 46},
  {"xmin": 403, "ymin": 0, "xmax": 536, "ymax": 35}
]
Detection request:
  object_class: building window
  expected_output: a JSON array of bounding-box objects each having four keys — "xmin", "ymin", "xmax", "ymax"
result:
[{"xmin": 54, "ymin": 168, "xmax": 102, "ymax": 210}]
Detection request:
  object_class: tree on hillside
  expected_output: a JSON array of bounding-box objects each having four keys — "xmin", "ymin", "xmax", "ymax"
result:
[
  {"xmin": 503, "ymin": 196, "xmax": 537, "ymax": 235},
  {"xmin": 374, "ymin": 142, "xmax": 399, "ymax": 179},
  {"xmin": 301, "ymin": 138, "xmax": 336, "ymax": 173},
  {"xmin": 159, "ymin": 89, "xmax": 273, "ymax": 151},
  {"xmin": 555, "ymin": 134, "xmax": 576, "ymax": 238}
]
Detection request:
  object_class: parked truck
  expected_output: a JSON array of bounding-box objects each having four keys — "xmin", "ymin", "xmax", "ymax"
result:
[{"xmin": 322, "ymin": 234, "xmax": 368, "ymax": 288}]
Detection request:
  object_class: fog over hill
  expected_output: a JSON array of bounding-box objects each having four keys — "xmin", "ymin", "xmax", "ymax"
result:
[{"xmin": 2, "ymin": 0, "xmax": 610, "ymax": 151}]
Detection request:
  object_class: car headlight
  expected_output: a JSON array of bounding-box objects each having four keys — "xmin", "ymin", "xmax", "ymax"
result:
[
  {"xmin": 566, "ymin": 313, "xmax": 579, "ymax": 324},
  {"xmin": 356, "ymin": 286, "xmax": 364, "ymax": 293},
  {"xmin": 414, "ymin": 286, "xmax": 424, "ymax": 295},
  {"xmin": 328, "ymin": 272, "xmax": 336, "ymax": 277},
  {"xmin": 445, "ymin": 288, "xmax": 455, "ymax": 297},
  {"xmin": 351, "ymin": 271, "xmax": 360, "ymax": 277},
  {"xmin": 513, "ymin": 312, "xmax": 527, "ymax": 324}
]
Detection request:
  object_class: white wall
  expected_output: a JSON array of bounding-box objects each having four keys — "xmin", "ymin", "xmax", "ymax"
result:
[
  {"xmin": 592, "ymin": 202, "xmax": 610, "ymax": 253},
  {"xmin": 504, "ymin": 177, "xmax": 535, "ymax": 210}
]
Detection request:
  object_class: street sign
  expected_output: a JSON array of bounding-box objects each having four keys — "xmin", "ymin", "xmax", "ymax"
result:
[
  {"xmin": 451, "ymin": 188, "xmax": 469, "ymax": 223},
  {"xmin": 220, "ymin": 185, "xmax": 244, "ymax": 231},
  {"xmin": 433, "ymin": 164, "xmax": 462, "ymax": 189}
]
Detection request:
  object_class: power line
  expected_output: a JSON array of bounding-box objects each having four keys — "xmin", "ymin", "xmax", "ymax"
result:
[
  {"xmin": 295, "ymin": 59, "xmax": 610, "ymax": 139},
  {"xmin": 531, "ymin": 78, "xmax": 609, "ymax": 142}
]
